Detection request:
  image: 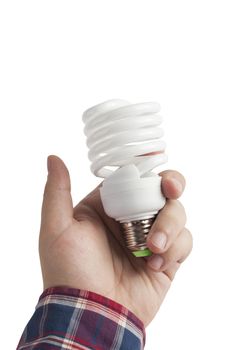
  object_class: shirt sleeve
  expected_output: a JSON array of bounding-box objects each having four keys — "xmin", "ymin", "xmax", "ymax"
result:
[{"xmin": 17, "ymin": 286, "xmax": 146, "ymax": 350}]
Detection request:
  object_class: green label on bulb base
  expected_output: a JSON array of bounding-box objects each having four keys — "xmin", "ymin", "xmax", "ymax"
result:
[{"xmin": 132, "ymin": 249, "xmax": 152, "ymax": 257}]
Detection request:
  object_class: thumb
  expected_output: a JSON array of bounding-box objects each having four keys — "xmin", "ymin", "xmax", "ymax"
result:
[{"xmin": 40, "ymin": 155, "xmax": 73, "ymax": 235}]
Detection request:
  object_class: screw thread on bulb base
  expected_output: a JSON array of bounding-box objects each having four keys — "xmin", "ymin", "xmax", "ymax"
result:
[{"xmin": 120, "ymin": 216, "xmax": 156, "ymax": 257}]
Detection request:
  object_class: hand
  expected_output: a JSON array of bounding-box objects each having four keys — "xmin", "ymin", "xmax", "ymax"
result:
[{"xmin": 39, "ymin": 155, "xmax": 192, "ymax": 327}]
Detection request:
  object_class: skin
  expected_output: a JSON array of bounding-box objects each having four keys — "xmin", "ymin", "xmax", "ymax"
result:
[{"xmin": 39, "ymin": 155, "xmax": 193, "ymax": 327}]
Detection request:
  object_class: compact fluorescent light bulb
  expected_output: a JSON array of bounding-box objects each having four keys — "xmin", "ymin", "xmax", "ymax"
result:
[{"xmin": 83, "ymin": 99, "xmax": 167, "ymax": 257}]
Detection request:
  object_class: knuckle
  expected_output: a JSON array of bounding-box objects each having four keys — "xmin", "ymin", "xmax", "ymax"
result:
[
  {"xmin": 175, "ymin": 199, "xmax": 185, "ymax": 212},
  {"xmin": 178, "ymin": 228, "xmax": 193, "ymax": 262},
  {"xmin": 174, "ymin": 199, "xmax": 187, "ymax": 223},
  {"xmin": 185, "ymin": 228, "xmax": 193, "ymax": 251}
]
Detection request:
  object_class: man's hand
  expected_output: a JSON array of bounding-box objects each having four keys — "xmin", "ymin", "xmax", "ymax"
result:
[{"xmin": 39, "ymin": 155, "xmax": 192, "ymax": 327}]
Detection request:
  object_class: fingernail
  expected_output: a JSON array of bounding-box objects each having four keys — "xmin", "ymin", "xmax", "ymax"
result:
[
  {"xmin": 151, "ymin": 232, "xmax": 167, "ymax": 250},
  {"xmin": 47, "ymin": 156, "xmax": 52, "ymax": 173},
  {"xmin": 170, "ymin": 178, "xmax": 183, "ymax": 193},
  {"xmin": 149, "ymin": 255, "xmax": 164, "ymax": 270}
]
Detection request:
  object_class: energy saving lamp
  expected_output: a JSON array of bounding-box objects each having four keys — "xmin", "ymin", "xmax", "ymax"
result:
[{"xmin": 83, "ymin": 99, "xmax": 167, "ymax": 257}]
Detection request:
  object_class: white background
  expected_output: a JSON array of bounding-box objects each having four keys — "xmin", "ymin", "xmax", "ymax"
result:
[{"xmin": 0, "ymin": 1, "xmax": 232, "ymax": 349}]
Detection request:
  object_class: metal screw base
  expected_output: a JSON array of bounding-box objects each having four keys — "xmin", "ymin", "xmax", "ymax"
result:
[{"xmin": 120, "ymin": 216, "xmax": 155, "ymax": 256}]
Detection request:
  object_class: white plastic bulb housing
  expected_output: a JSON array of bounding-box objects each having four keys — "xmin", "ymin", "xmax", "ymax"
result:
[
  {"xmin": 83, "ymin": 99, "xmax": 167, "ymax": 257},
  {"xmin": 100, "ymin": 164, "xmax": 165, "ymax": 222}
]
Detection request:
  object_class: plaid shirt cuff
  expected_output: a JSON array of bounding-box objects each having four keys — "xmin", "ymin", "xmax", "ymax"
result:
[{"xmin": 17, "ymin": 286, "xmax": 146, "ymax": 350}]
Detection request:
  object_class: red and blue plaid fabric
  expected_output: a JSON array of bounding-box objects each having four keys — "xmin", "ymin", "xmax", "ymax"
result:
[{"xmin": 17, "ymin": 287, "xmax": 145, "ymax": 349}]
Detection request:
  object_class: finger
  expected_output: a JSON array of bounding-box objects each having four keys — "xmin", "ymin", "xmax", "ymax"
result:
[
  {"xmin": 163, "ymin": 262, "xmax": 181, "ymax": 281},
  {"xmin": 147, "ymin": 228, "xmax": 193, "ymax": 278},
  {"xmin": 40, "ymin": 155, "xmax": 74, "ymax": 235},
  {"xmin": 147, "ymin": 199, "xmax": 186, "ymax": 252},
  {"xmin": 160, "ymin": 170, "xmax": 186, "ymax": 199}
]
